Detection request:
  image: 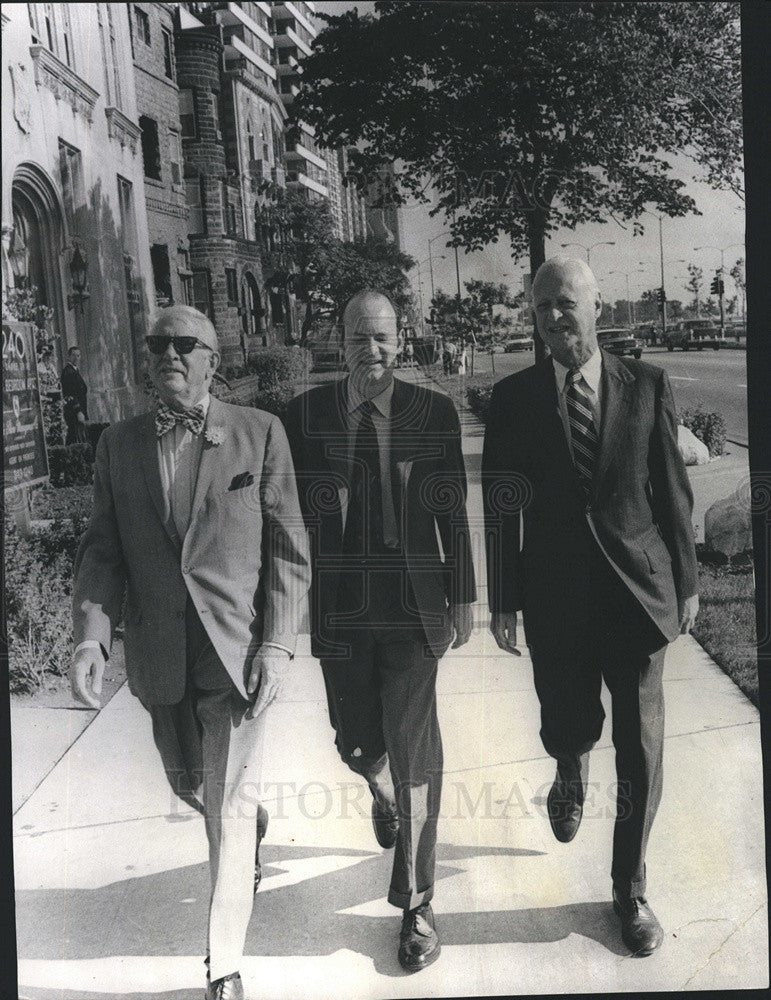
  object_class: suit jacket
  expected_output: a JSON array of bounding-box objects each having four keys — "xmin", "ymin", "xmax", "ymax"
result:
[
  {"xmin": 482, "ymin": 352, "xmax": 697, "ymax": 645},
  {"xmin": 285, "ymin": 376, "xmax": 476, "ymax": 660},
  {"xmin": 73, "ymin": 396, "xmax": 311, "ymax": 705},
  {"xmin": 61, "ymin": 363, "xmax": 88, "ymax": 420}
]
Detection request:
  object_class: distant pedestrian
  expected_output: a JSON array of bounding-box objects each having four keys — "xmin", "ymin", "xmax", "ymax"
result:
[
  {"xmin": 404, "ymin": 339, "xmax": 415, "ymax": 368},
  {"xmin": 61, "ymin": 346, "xmax": 88, "ymax": 445}
]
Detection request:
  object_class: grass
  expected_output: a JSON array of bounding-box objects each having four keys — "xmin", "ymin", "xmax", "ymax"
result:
[{"xmin": 693, "ymin": 554, "xmax": 759, "ymax": 706}]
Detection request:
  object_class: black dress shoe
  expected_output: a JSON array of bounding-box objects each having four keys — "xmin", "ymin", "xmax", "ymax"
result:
[
  {"xmin": 613, "ymin": 888, "xmax": 664, "ymax": 956},
  {"xmin": 372, "ymin": 799, "xmax": 399, "ymax": 849},
  {"xmin": 398, "ymin": 903, "xmax": 441, "ymax": 972},
  {"xmin": 546, "ymin": 756, "xmax": 587, "ymax": 843},
  {"xmin": 205, "ymin": 969, "xmax": 244, "ymax": 999},
  {"xmin": 254, "ymin": 803, "xmax": 269, "ymax": 894}
]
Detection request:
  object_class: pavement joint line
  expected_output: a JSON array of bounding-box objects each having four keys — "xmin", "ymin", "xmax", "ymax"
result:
[{"xmin": 681, "ymin": 898, "xmax": 767, "ymax": 989}]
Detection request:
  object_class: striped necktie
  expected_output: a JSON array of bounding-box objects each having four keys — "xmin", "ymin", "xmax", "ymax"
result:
[{"xmin": 566, "ymin": 368, "xmax": 599, "ymax": 496}]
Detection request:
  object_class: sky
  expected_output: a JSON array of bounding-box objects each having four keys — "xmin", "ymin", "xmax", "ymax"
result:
[{"xmin": 311, "ymin": 2, "xmax": 746, "ymax": 311}]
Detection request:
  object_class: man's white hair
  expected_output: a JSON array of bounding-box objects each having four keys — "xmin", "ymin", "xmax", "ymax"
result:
[
  {"xmin": 150, "ymin": 304, "xmax": 219, "ymax": 350},
  {"xmin": 533, "ymin": 256, "xmax": 602, "ymax": 299}
]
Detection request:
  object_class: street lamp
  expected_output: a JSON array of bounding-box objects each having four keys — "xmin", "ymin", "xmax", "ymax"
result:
[
  {"xmin": 428, "ymin": 232, "xmax": 451, "ymax": 299},
  {"xmin": 609, "ymin": 270, "xmax": 634, "ymax": 326},
  {"xmin": 67, "ymin": 245, "xmax": 90, "ymax": 312},
  {"xmin": 560, "ymin": 240, "xmax": 616, "ymax": 266}
]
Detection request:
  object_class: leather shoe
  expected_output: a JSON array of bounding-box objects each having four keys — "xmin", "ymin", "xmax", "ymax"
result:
[
  {"xmin": 254, "ymin": 803, "xmax": 269, "ymax": 894},
  {"xmin": 546, "ymin": 755, "xmax": 587, "ymax": 843},
  {"xmin": 372, "ymin": 799, "xmax": 399, "ymax": 849},
  {"xmin": 398, "ymin": 903, "xmax": 441, "ymax": 972},
  {"xmin": 613, "ymin": 888, "xmax": 664, "ymax": 956},
  {"xmin": 205, "ymin": 970, "xmax": 244, "ymax": 1000}
]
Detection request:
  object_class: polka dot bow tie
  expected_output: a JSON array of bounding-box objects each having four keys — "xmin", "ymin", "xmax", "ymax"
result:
[{"xmin": 155, "ymin": 401, "xmax": 206, "ymax": 437}]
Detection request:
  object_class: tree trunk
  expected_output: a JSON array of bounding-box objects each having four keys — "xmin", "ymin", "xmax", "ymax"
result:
[
  {"xmin": 299, "ymin": 294, "xmax": 315, "ymax": 346},
  {"xmin": 527, "ymin": 211, "xmax": 548, "ymax": 363}
]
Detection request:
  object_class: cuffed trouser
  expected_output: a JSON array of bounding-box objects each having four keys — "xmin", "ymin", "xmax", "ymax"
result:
[
  {"xmin": 528, "ymin": 544, "xmax": 668, "ymax": 898},
  {"xmin": 320, "ymin": 565, "xmax": 442, "ymax": 911},
  {"xmin": 147, "ymin": 599, "xmax": 266, "ymax": 983}
]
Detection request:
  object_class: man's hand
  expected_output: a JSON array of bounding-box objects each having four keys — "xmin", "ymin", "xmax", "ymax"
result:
[
  {"xmin": 491, "ymin": 611, "xmax": 521, "ymax": 656},
  {"xmin": 70, "ymin": 647, "xmax": 105, "ymax": 709},
  {"xmin": 450, "ymin": 603, "xmax": 473, "ymax": 649},
  {"xmin": 77, "ymin": 410, "xmax": 86, "ymax": 424},
  {"xmin": 247, "ymin": 646, "xmax": 291, "ymax": 718},
  {"xmin": 679, "ymin": 594, "xmax": 700, "ymax": 634}
]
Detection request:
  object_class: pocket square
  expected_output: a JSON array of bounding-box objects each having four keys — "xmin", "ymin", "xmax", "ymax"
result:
[{"xmin": 228, "ymin": 472, "xmax": 254, "ymax": 491}]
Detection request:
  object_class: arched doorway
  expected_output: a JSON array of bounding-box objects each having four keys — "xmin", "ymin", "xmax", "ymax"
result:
[
  {"xmin": 10, "ymin": 164, "xmax": 69, "ymax": 373},
  {"xmin": 240, "ymin": 271, "xmax": 267, "ymax": 353}
]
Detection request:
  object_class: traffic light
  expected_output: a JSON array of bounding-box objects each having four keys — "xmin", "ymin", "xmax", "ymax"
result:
[
  {"xmin": 657, "ymin": 287, "xmax": 666, "ymax": 306},
  {"xmin": 711, "ymin": 273, "xmax": 725, "ymax": 296}
]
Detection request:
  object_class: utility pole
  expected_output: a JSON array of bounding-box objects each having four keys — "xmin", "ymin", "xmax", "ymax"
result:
[{"xmin": 657, "ymin": 216, "xmax": 666, "ymax": 345}]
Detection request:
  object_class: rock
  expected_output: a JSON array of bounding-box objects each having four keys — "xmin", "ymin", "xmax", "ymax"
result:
[
  {"xmin": 678, "ymin": 425, "xmax": 710, "ymax": 466},
  {"xmin": 704, "ymin": 482, "xmax": 753, "ymax": 557}
]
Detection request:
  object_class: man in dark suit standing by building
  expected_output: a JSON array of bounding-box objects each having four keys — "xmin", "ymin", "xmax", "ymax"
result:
[
  {"xmin": 286, "ymin": 290, "xmax": 476, "ymax": 972},
  {"xmin": 61, "ymin": 345, "xmax": 88, "ymax": 444},
  {"xmin": 482, "ymin": 258, "xmax": 698, "ymax": 956}
]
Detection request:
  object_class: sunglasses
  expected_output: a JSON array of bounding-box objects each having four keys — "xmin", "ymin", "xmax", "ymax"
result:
[{"xmin": 145, "ymin": 335, "xmax": 214, "ymax": 356}]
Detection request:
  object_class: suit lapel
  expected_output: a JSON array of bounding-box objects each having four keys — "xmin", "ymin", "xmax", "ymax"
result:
[
  {"xmin": 138, "ymin": 413, "xmax": 181, "ymax": 551},
  {"xmin": 593, "ymin": 353, "xmax": 635, "ymax": 497},
  {"xmin": 189, "ymin": 395, "xmax": 227, "ymax": 527}
]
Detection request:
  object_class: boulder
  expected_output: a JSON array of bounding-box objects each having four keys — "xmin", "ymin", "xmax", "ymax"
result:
[
  {"xmin": 704, "ymin": 480, "xmax": 753, "ymax": 557},
  {"xmin": 678, "ymin": 425, "xmax": 710, "ymax": 466}
]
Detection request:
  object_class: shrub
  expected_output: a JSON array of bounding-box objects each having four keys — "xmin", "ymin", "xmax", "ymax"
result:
[
  {"xmin": 47, "ymin": 443, "xmax": 93, "ymax": 487},
  {"xmin": 467, "ymin": 384, "xmax": 494, "ymax": 424},
  {"xmin": 679, "ymin": 407, "xmax": 727, "ymax": 457},
  {"xmin": 246, "ymin": 346, "xmax": 307, "ymax": 390}
]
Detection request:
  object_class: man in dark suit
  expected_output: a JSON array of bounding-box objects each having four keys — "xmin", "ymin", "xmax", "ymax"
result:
[
  {"xmin": 71, "ymin": 305, "xmax": 311, "ymax": 1000},
  {"xmin": 285, "ymin": 290, "xmax": 475, "ymax": 972},
  {"xmin": 482, "ymin": 258, "xmax": 698, "ymax": 956},
  {"xmin": 61, "ymin": 345, "xmax": 88, "ymax": 444}
]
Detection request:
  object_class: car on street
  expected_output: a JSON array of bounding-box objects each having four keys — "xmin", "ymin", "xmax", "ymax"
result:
[
  {"xmin": 504, "ymin": 337, "xmax": 534, "ymax": 352},
  {"xmin": 664, "ymin": 319, "xmax": 723, "ymax": 351},
  {"xmin": 596, "ymin": 327, "xmax": 643, "ymax": 359}
]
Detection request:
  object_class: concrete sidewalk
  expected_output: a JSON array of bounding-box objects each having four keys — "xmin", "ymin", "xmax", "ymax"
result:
[{"xmin": 12, "ymin": 366, "xmax": 766, "ymax": 997}]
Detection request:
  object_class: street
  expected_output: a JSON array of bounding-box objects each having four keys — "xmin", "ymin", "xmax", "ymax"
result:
[{"xmin": 472, "ymin": 347, "xmax": 749, "ymax": 445}]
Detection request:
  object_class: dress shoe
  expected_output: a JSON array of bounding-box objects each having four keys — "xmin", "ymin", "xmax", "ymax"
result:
[
  {"xmin": 398, "ymin": 903, "xmax": 441, "ymax": 972},
  {"xmin": 371, "ymin": 799, "xmax": 399, "ymax": 849},
  {"xmin": 613, "ymin": 888, "xmax": 664, "ymax": 956},
  {"xmin": 254, "ymin": 803, "xmax": 269, "ymax": 894},
  {"xmin": 205, "ymin": 969, "xmax": 244, "ymax": 1000},
  {"xmin": 546, "ymin": 755, "xmax": 587, "ymax": 843}
]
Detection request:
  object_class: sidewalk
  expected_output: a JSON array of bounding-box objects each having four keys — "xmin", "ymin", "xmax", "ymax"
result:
[{"xmin": 12, "ymin": 367, "xmax": 767, "ymax": 998}]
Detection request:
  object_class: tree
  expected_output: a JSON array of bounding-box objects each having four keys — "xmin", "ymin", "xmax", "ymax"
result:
[
  {"xmin": 730, "ymin": 257, "xmax": 746, "ymax": 324},
  {"xmin": 281, "ymin": 193, "xmax": 336, "ymax": 342},
  {"xmin": 294, "ymin": 2, "xmax": 742, "ymax": 359},
  {"xmin": 686, "ymin": 264, "xmax": 704, "ymax": 317}
]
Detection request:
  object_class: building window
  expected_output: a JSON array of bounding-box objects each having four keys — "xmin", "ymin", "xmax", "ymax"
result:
[
  {"xmin": 246, "ymin": 119, "xmax": 255, "ymax": 162},
  {"xmin": 179, "ymin": 89, "xmax": 196, "ymax": 138},
  {"xmin": 162, "ymin": 28, "xmax": 175, "ymax": 80},
  {"xmin": 139, "ymin": 115, "xmax": 162, "ymax": 180},
  {"xmin": 212, "ymin": 92, "xmax": 222, "ymax": 140},
  {"xmin": 222, "ymin": 182, "xmax": 237, "ymax": 235},
  {"xmin": 178, "ymin": 248, "xmax": 193, "ymax": 305},
  {"xmin": 27, "ymin": 4, "xmax": 42, "ymax": 44},
  {"xmin": 43, "ymin": 3, "xmax": 57, "ymax": 54},
  {"xmin": 186, "ymin": 178, "xmax": 205, "ymax": 234},
  {"xmin": 150, "ymin": 245, "xmax": 173, "ymax": 306},
  {"xmin": 192, "ymin": 269, "xmax": 213, "ymax": 321},
  {"xmin": 58, "ymin": 140, "xmax": 84, "ymax": 235},
  {"xmin": 225, "ymin": 267, "xmax": 239, "ymax": 305},
  {"xmin": 169, "ymin": 129, "xmax": 182, "ymax": 187},
  {"xmin": 134, "ymin": 6, "xmax": 151, "ymax": 45}
]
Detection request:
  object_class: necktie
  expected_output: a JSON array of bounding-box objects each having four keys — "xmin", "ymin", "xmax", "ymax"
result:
[
  {"xmin": 566, "ymin": 368, "xmax": 599, "ymax": 496},
  {"xmin": 155, "ymin": 401, "xmax": 206, "ymax": 437},
  {"xmin": 343, "ymin": 400, "xmax": 384, "ymax": 555}
]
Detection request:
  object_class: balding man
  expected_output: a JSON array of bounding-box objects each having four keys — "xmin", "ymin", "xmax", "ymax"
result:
[
  {"xmin": 71, "ymin": 305, "xmax": 310, "ymax": 1000},
  {"xmin": 483, "ymin": 258, "xmax": 698, "ymax": 956},
  {"xmin": 285, "ymin": 290, "xmax": 475, "ymax": 972}
]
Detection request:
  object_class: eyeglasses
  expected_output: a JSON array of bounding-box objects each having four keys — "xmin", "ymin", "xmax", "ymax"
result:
[{"xmin": 145, "ymin": 335, "xmax": 213, "ymax": 356}]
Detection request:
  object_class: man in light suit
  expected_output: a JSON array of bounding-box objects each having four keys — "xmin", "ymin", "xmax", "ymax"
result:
[
  {"xmin": 285, "ymin": 290, "xmax": 475, "ymax": 972},
  {"xmin": 482, "ymin": 258, "xmax": 699, "ymax": 956},
  {"xmin": 71, "ymin": 305, "xmax": 310, "ymax": 1000}
]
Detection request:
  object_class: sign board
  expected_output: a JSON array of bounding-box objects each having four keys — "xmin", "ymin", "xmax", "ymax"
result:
[{"xmin": 3, "ymin": 320, "xmax": 49, "ymax": 491}]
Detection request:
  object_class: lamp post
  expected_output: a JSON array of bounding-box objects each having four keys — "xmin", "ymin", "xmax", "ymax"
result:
[
  {"xmin": 428, "ymin": 232, "xmax": 450, "ymax": 299},
  {"xmin": 694, "ymin": 243, "xmax": 745, "ymax": 339},
  {"xmin": 560, "ymin": 240, "xmax": 616, "ymax": 266},
  {"xmin": 609, "ymin": 270, "xmax": 634, "ymax": 326}
]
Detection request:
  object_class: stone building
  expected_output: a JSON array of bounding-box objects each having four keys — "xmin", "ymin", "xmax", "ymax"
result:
[
  {"xmin": 2, "ymin": 3, "xmax": 154, "ymax": 421},
  {"xmin": 130, "ymin": 2, "xmax": 192, "ymax": 309}
]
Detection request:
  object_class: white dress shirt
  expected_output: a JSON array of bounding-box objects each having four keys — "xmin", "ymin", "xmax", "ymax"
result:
[
  {"xmin": 552, "ymin": 348, "xmax": 604, "ymax": 461},
  {"xmin": 346, "ymin": 377, "xmax": 399, "ymax": 547}
]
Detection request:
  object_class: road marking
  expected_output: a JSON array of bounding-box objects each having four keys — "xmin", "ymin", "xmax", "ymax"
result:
[
  {"xmin": 668, "ymin": 376, "xmax": 699, "ymax": 381},
  {"xmin": 738, "ymin": 383, "xmax": 747, "ymax": 388}
]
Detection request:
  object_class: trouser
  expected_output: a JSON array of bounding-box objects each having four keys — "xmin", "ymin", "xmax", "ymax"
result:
[
  {"xmin": 527, "ymin": 543, "xmax": 668, "ymax": 898},
  {"xmin": 320, "ymin": 563, "xmax": 442, "ymax": 911},
  {"xmin": 147, "ymin": 598, "xmax": 267, "ymax": 982}
]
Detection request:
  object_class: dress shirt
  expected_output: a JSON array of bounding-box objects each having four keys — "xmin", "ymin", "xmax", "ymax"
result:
[
  {"xmin": 552, "ymin": 348, "xmax": 604, "ymax": 461},
  {"xmin": 346, "ymin": 377, "xmax": 399, "ymax": 548}
]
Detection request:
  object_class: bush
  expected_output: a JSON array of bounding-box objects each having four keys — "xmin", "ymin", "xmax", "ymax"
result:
[
  {"xmin": 679, "ymin": 407, "xmax": 727, "ymax": 457},
  {"xmin": 30, "ymin": 483, "xmax": 94, "ymax": 521},
  {"xmin": 246, "ymin": 346, "xmax": 307, "ymax": 389},
  {"xmin": 47, "ymin": 442, "xmax": 94, "ymax": 487},
  {"xmin": 467, "ymin": 385, "xmax": 494, "ymax": 424}
]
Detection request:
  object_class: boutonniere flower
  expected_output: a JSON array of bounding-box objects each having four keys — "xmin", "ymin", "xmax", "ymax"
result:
[{"xmin": 204, "ymin": 425, "xmax": 226, "ymax": 445}]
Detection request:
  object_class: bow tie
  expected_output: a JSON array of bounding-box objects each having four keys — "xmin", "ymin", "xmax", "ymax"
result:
[{"xmin": 155, "ymin": 401, "xmax": 206, "ymax": 437}]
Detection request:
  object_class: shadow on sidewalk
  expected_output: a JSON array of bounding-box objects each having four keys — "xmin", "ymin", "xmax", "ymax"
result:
[{"xmin": 17, "ymin": 839, "xmax": 626, "ymax": 987}]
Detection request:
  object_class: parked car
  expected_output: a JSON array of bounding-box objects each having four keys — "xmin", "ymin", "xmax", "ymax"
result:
[
  {"xmin": 664, "ymin": 319, "xmax": 722, "ymax": 351},
  {"xmin": 504, "ymin": 337, "xmax": 534, "ymax": 352},
  {"xmin": 596, "ymin": 327, "xmax": 642, "ymax": 359}
]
